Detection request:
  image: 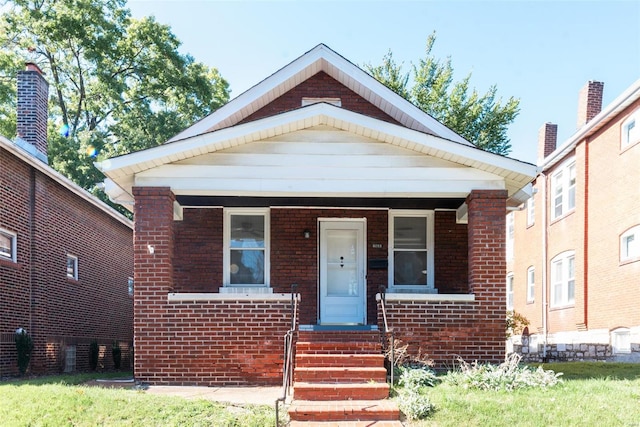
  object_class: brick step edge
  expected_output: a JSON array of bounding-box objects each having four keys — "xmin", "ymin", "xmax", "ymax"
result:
[
  {"xmin": 289, "ymin": 421, "xmax": 404, "ymax": 427},
  {"xmin": 288, "ymin": 399, "xmax": 399, "ymax": 422},
  {"xmin": 294, "ymin": 366, "xmax": 387, "ymax": 383},
  {"xmin": 293, "ymin": 382, "xmax": 390, "ymax": 401},
  {"xmin": 295, "ymin": 354, "xmax": 385, "ymax": 368}
]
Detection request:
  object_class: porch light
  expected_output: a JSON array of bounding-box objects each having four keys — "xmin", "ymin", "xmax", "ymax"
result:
[{"xmin": 303, "ymin": 230, "xmax": 311, "ymax": 239}]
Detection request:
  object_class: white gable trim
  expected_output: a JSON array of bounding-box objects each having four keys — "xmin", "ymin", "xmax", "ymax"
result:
[{"xmin": 167, "ymin": 44, "xmax": 470, "ymax": 145}]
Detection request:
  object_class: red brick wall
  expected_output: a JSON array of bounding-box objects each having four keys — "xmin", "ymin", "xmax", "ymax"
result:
[
  {"xmin": 1, "ymin": 148, "xmax": 133, "ymax": 376},
  {"xmin": 434, "ymin": 211, "xmax": 468, "ymax": 293},
  {"xmin": 240, "ymin": 72, "xmax": 401, "ymax": 125}
]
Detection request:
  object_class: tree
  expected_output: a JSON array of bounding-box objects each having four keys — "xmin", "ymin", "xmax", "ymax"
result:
[
  {"xmin": 365, "ymin": 33, "xmax": 519, "ymax": 156},
  {"xmin": 0, "ymin": 0, "xmax": 230, "ymax": 197}
]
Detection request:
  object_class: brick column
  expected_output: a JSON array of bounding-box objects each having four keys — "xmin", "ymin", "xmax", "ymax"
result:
[
  {"xmin": 467, "ymin": 189, "xmax": 508, "ymax": 362},
  {"xmin": 132, "ymin": 187, "xmax": 175, "ymax": 380}
]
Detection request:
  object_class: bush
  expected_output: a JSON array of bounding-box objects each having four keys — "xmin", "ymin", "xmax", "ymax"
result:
[
  {"xmin": 446, "ymin": 353, "xmax": 562, "ymax": 391},
  {"xmin": 15, "ymin": 329, "xmax": 34, "ymax": 375},
  {"xmin": 398, "ymin": 366, "xmax": 439, "ymax": 391},
  {"xmin": 112, "ymin": 341, "xmax": 122, "ymax": 370},
  {"xmin": 89, "ymin": 340, "xmax": 99, "ymax": 371},
  {"xmin": 398, "ymin": 390, "xmax": 435, "ymax": 421},
  {"xmin": 506, "ymin": 310, "xmax": 530, "ymax": 338}
]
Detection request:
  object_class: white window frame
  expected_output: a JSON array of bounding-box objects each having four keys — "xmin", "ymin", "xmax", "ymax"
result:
[
  {"xmin": 527, "ymin": 266, "xmax": 535, "ymax": 303},
  {"xmin": 388, "ymin": 210, "xmax": 435, "ymax": 291},
  {"xmin": 506, "ymin": 273, "xmax": 514, "ymax": 310},
  {"xmin": 223, "ymin": 208, "xmax": 270, "ymax": 288},
  {"xmin": 301, "ymin": 97, "xmax": 342, "ymax": 107},
  {"xmin": 550, "ymin": 251, "xmax": 575, "ymax": 307},
  {"xmin": 551, "ymin": 159, "xmax": 576, "ymax": 220},
  {"xmin": 526, "ymin": 196, "xmax": 535, "ymax": 227},
  {"xmin": 621, "ymin": 111, "xmax": 639, "ymax": 149},
  {"xmin": 620, "ymin": 225, "xmax": 640, "ymax": 262},
  {"xmin": 506, "ymin": 212, "xmax": 515, "ymax": 261},
  {"xmin": 0, "ymin": 228, "xmax": 17, "ymax": 263},
  {"xmin": 66, "ymin": 254, "xmax": 78, "ymax": 280}
]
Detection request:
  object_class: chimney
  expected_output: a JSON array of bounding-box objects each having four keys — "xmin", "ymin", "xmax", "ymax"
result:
[
  {"xmin": 538, "ymin": 122, "xmax": 557, "ymax": 162},
  {"xmin": 17, "ymin": 62, "xmax": 49, "ymax": 163},
  {"xmin": 576, "ymin": 81, "xmax": 604, "ymax": 129}
]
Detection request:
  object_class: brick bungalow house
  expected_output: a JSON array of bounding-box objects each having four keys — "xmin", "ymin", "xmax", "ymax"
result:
[
  {"xmin": 0, "ymin": 64, "xmax": 134, "ymax": 376},
  {"xmin": 507, "ymin": 79, "xmax": 640, "ymax": 362},
  {"xmin": 97, "ymin": 44, "xmax": 537, "ymax": 386}
]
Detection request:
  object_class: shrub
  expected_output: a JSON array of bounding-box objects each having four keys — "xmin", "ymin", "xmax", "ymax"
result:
[
  {"xmin": 14, "ymin": 328, "xmax": 34, "ymax": 375},
  {"xmin": 446, "ymin": 353, "xmax": 562, "ymax": 391},
  {"xmin": 506, "ymin": 310, "xmax": 530, "ymax": 338},
  {"xmin": 398, "ymin": 390, "xmax": 435, "ymax": 421},
  {"xmin": 112, "ymin": 341, "xmax": 122, "ymax": 370},
  {"xmin": 398, "ymin": 366, "xmax": 439, "ymax": 391},
  {"xmin": 89, "ymin": 340, "xmax": 99, "ymax": 371}
]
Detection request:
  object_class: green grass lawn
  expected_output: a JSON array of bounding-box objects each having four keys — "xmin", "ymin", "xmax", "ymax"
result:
[
  {"xmin": 0, "ymin": 372, "xmax": 278, "ymax": 427},
  {"xmin": 403, "ymin": 362, "xmax": 640, "ymax": 427}
]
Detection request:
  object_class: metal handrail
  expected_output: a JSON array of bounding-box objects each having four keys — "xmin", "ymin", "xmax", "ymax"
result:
[
  {"xmin": 275, "ymin": 284, "xmax": 298, "ymax": 427},
  {"xmin": 379, "ymin": 286, "xmax": 395, "ymax": 386}
]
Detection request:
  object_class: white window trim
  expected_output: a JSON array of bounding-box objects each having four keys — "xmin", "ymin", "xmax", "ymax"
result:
[
  {"xmin": 551, "ymin": 158, "xmax": 576, "ymax": 220},
  {"xmin": 388, "ymin": 210, "xmax": 435, "ymax": 291},
  {"xmin": 620, "ymin": 225, "xmax": 640, "ymax": 263},
  {"xmin": 301, "ymin": 97, "xmax": 342, "ymax": 107},
  {"xmin": 550, "ymin": 251, "xmax": 575, "ymax": 308},
  {"xmin": 223, "ymin": 208, "xmax": 270, "ymax": 288},
  {"xmin": 621, "ymin": 111, "xmax": 639, "ymax": 149},
  {"xmin": 526, "ymin": 196, "xmax": 535, "ymax": 227},
  {"xmin": 527, "ymin": 266, "xmax": 535, "ymax": 303},
  {"xmin": 506, "ymin": 273, "xmax": 514, "ymax": 310},
  {"xmin": 0, "ymin": 228, "xmax": 17, "ymax": 263},
  {"xmin": 66, "ymin": 254, "xmax": 78, "ymax": 280}
]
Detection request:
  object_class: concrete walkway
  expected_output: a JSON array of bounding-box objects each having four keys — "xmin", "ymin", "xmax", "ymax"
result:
[{"xmin": 145, "ymin": 385, "xmax": 283, "ymax": 406}]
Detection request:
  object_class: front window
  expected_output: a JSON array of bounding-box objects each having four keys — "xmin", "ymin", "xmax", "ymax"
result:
[
  {"xmin": 66, "ymin": 254, "xmax": 78, "ymax": 280},
  {"xmin": 551, "ymin": 159, "xmax": 576, "ymax": 220},
  {"xmin": 224, "ymin": 208, "xmax": 270, "ymax": 287},
  {"xmin": 526, "ymin": 196, "xmax": 535, "ymax": 227},
  {"xmin": 621, "ymin": 225, "xmax": 640, "ymax": 262},
  {"xmin": 0, "ymin": 229, "xmax": 17, "ymax": 262},
  {"xmin": 506, "ymin": 212, "xmax": 515, "ymax": 260},
  {"xmin": 389, "ymin": 210, "xmax": 434, "ymax": 290},
  {"xmin": 551, "ymin": 251, "xmax": 575, "ymax": 307},
  {"xmin": 622, "ymin": 111, "xmax": 639, "ymax": 148},
  {"xmin": 506, "ymin": 273, "xmax": 514, "ymax": 310}
]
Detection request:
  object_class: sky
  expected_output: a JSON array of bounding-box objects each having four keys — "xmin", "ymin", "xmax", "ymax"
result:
[{"xmin": 127, "ymin": 0, "xmax": 640, "ymax": 164}]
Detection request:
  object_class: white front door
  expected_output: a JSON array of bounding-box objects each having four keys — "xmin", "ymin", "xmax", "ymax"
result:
[{"xmin": 319, "ymin": 220, "xmax": 366, "ymax": 324}]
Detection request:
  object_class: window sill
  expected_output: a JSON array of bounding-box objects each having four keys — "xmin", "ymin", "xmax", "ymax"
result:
[
  {"xmin": 376, "ymin": 293, "xmax": 475, "ymax": 303},
  {"xmin": 66, "ymin": 277, "xmax": 79, "ymax": 283},
  {"xmin": 0, "ymin": 258, "xmax": 20, "ymax": 269},
  {"xmin": 550, "ymin": 209, "xmax": 575, "ymax": 225},
  {"xmin": 620, "ymin": 257, "xmax": 640, "ymax": 266},
  {"xmin": 549, "ymin": 304, "xmax": 575, "ymax": 311},
  {"xmin": 168, "ymin": 292, "xmax": 297, "ymax": 302}
]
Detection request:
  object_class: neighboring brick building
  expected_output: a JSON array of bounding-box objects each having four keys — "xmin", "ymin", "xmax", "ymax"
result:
[
  {"xmin": 507, "ymin": 79, "xmax": 640, "ymax": 362},
  {"xmin": 0, "ymin": 64, "xmax": 134, "ymax": 376},
  {"xmin": 97, "ymin": 44, "xmax": 537, "ymax": 385}
]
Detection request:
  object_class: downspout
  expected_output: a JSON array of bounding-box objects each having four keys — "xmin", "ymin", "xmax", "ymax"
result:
[
  {"xmin": 541, "ymin": 171, "xmax": 548, "ymax": 361},
  {"xmin": 583, "ymin": 140, "xmax": 589, "ymax": 330}
]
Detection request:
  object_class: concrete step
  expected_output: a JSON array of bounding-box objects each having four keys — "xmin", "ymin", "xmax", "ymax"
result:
[
  {"xmin": 293, "ymin": 381, "xmax": 390, "ymax": 401},
  {"xmin": 295, "ymin": 353, "xmax": 385, "ymax": 368},
  {"xmin": 288, "ymin": 399, "xmax": 400, "ymax": 422},
  {"xmin": 289, "ymin": 421, "xmax": 404, "ymax": 427},
  {"xmin": 294, "ymin": 366, "xmax": 387, "ymax": 383},
  {"xmin": 296, "ymin": 340, "xmax": 381, "ymax": 354}
]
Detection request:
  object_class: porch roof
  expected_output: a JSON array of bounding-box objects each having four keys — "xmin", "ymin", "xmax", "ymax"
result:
[{"xmin": 96, "ymin": 103, "xmax": 537, "ymax": 212}]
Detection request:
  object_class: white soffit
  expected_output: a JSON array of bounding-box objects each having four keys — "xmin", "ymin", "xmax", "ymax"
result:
[{"xmin": 167, "ymin": 44, "xmax": 470, "ymax": 146}]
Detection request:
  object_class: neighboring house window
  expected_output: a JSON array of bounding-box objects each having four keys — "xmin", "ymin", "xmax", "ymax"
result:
[
  {"xmin": 621, "ymin": 112, "xmax": 639, "ymax": 148},
  {"xmin": 620, "ymin": 225, "xmax": 640, "ymax": 262},
  {"xmin": 551, "ymin": 159, "xmax": 576, "ymax": 220},
  {"xmin": 526, "ymin": 196, "xmax": 535, "ymax": 227},
  {"xmin": 66, "ymin": 254, "xmax": 78, "ymax": 280},
  {"xmin": 224, "ymin": 208, "xmax": 270, "ymax": 287},
  {"xmin": 389, "ymin": 210, "xmax": 434, "ymax": 290},
  {"xmin": 506, "ymin": 273, "xmax": 514, "ymax": 310},
  {"xmin": 64, "ymin": 345, "xmax": 76, "ymax": 373},
  {"xmin": 506, "ymin": 212, "xmax": 514, "ymax": 261},
  {"xmin": 0, "ymin": 229, "xmax": 17, "ymax": 262},
  {"xmin": 527, "ymin": 266, "xmax": 535, "ymax": 303},
  {"xmin": 611, "ymin": 328, "xmax": 631, "ymax": 354},
  {"xmin": 127, "ymin": 277, "xmax": 134, "ymax": 297},
  {"xmin": 551, "ymin": 251, "xmax": 575, "ymax": 307}
]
